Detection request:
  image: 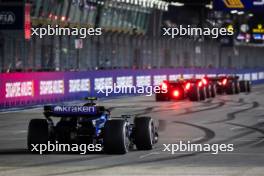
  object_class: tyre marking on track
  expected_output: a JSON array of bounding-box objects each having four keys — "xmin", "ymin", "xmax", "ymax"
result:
[
  {"xmin": 173, "ymin": 102, "xmax": 225, "ymax": 116},
  {"xmin": 192, "ymin": 137, "xmax": 204, "ymax": 142},
  {"xmin": 139, "ymin": 152, "xmax": 160, "ymax": 159},
  {"xmin": 257, "ymin": 119, "xmax": 264, "ymax": 123},
  {"xmin": 206, "ymin": 101, "xmax": 259, "ymax": 124},
  {"xmin": 173, "ymin": 121, "xmax": 215, "ymax": 143},
  {"xmin": 11, "ymin": 130, "xmax": 27, "ymax": 134},
  {"xmin": 250, "ymin": 138, "xmax": 264, "ymax": 146},
  {"xmin": 230, "ymin": 127, "xmax": 244, "ymax": 131}
]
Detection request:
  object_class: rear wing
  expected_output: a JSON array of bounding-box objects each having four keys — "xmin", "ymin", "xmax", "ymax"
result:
[
  {"xmin": 208, "ymin": 76, "xmax": 239, "ymax": 82},
  {"xmin": 44, "ymin": 105, "xmax": 98, "ymax": 118}
]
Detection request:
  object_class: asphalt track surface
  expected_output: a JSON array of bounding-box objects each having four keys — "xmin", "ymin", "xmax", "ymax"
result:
[{"xmin": 0, "ymin": 85, "xmax": 264, "ymax": 176}]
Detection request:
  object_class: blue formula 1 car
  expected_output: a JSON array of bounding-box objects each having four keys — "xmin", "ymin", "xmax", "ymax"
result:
[{"xmin": 27, "ymin": 98, "xmax": 158, "ymax": 154}]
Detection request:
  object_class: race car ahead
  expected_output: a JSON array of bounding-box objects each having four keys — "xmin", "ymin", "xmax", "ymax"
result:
[
  {"xmin": 155, "ymin": 75, "xmax": 251, "ymax": 102},
  {"xmin": 27, "ymin": 97, "xmax": 158, "ymax": 154},
  {"xmin": 208, "ymin": 76, "xmax": 251, "ymax": 95},
  {"xmin": 155, "ymin": 78, "xmax": 215, "ymax": 102}
]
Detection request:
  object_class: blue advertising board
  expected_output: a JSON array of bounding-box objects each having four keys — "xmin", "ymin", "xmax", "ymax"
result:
[
  {"xmin": 214, "ymin": 0, "xmax": 264, "ymax": 11},
  {"xmin": 0, "ymin": 68, "xmax": 264, "ymax": 109}
]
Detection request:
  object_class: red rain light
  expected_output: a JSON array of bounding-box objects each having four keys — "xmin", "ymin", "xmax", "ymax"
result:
[
  {"xmin": 61, "ymin": 16, "xmax": 66, "ymax": 21},
  {"xmin": 202, "ymin": 78, "xmax": 208, "ymax": 85},
  {"xmin": 173, "ymin": 90, "xmax": 180, "ymax": 97},
  {"xmin": 222, "ymin": 78, "xmax": 227, "ymax": 86},
  {"xmin": 198, "ymin": 81, "xmax": 203, "ymax": 87},
  {"xmin": 185, "ymin": 82, "xmax": 191, "ymax": 90}
]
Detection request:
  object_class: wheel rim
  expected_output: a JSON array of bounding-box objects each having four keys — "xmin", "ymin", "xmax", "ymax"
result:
[
  {"xmin": 123, "ymin": 123, "xmax": 129, "ymax": 152},
  {"xmin": 149, "ymin": 119, "xmax": 154, "ymax": 145}
]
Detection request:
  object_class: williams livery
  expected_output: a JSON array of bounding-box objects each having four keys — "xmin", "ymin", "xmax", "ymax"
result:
[
  {"xmin": 27, "ymin": 98, "xmax": 158, "ymax": 154},
  {"xmin": 51, "ymin": 106, "xmax": 97, "ymax": 115}
]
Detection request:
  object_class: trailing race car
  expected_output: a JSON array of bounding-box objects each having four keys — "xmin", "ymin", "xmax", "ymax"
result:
[{"xmin": 27, "ymin": 97, "xmax": 158, "ymax": 154}]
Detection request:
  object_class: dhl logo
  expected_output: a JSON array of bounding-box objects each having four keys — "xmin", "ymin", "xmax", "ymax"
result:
[{"xmin": 223, "ymin": 0, "xmax": 244, "ymax": 8}]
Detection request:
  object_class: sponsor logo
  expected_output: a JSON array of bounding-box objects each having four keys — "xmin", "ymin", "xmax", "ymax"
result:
[
  {"xmin": 116, "ymin": 76, "xmax": 133, "ymax": 87},
  {"xmin": 5, "ymin": 81, "xmax": 34, "ymax": 98},
  {"xmin": 253, "ymin": 0, "xmax": 264, "ymax": 5},
  {"xmin": 54, "ymin": 106, "xmax": 63, "ymax": 112},
  {"xmin": 69, "ymin": 79, "xmax": 90, "ymax": 93},
  {"xmin": 53, "ymin": 106, "xmax": 96, "ymax": 114},
  {"xmin": 153, "ymin": 75, "xmax": 167, "ymax": 86},
  {"xmin": 252, "ymin": 24, "xmax": 264, "ymax": 34},
  {"xmin": 223, "ymin": 0, "xmax": 244, "ymax": 8},
  {"xmin": 136, "ymin": 76, "xmax": 151, "ymax": 87},
  {"xmin": 40, "ymin": 80, "xmax": 64, "ymax": 95},
  {"xmin": 0, "ymin": 11, "xmax": 15, "ymax": 24},
  {"xmin": 94, "ymin": 77, "xmax": 113, "ymax": 90}
]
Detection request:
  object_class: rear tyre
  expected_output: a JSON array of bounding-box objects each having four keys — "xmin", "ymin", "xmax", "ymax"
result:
[
  {"xmin": 226, "ymin": 82, "xmax": 235, "ymax": 95},
  {"xmin": 27, "ymin": 119, "xmax": 51, "ymax": 153},
  {"xmin": 104, "ymin": 120, "xmax": 129, "ymax": 154},
  {"xmin": 216, "ymin": 85, "xmax": 224, "ymax": 95},
  {"xmin": 134, "ymin": 117, "xmax": 155, "ymax": 150},
  {"xmin": 199, "ymin": 87, "xmax": 206, "ymax": 100},
  {"xmin": 205, "ymin": 85, "xmax": 212, "ymax": 98},
  {"xmin": 234, "ymin": 81, "xmax": 240, "ymax": 94},
  {"xmin": 189, "ymin": 86, "xmax": 200, "ymax": 101},
  {"xmin": 211, "ymin": 84, "xmax": 217, "ymax": 98},
  {"xmin": 239, "ymin": 81, "xmax": 247, "ymax": 92},
  {"xmin": 246, "ymin": 81, "xmax": 251, "ymax": 93},
  {"xmin": 155, "ymin": 93, "xmax": 169, "ymax": 102}
]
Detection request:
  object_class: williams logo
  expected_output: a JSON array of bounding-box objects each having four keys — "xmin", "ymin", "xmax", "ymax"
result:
[
  {"xmin": 0, "ymin": 12, "xmax": 15, "ymax": 24},
  {"xmin": 54, "ymin": 106, "xmax": 63, "ymax": 112},
  {"xmin": 223, "ymin": 0, "xmax": 244, "ymax": 8},
  {"xmin": 53, "ymin": 106, "xmax": 96, "ymax": 114}
]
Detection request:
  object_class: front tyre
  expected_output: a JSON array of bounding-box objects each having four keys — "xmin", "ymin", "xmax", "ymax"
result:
[
  {"xmin": 104, "ymin": 120, "xmax": 129, "ymax": 154},
  {"xmin": 134, "ymin": 117, "xmax": 155, "ymax": 150}
]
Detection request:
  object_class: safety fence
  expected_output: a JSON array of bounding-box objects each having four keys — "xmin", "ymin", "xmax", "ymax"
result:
[{"xmin": 1, "ymin": 68, "xmax": 264, "ymax": 109}]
